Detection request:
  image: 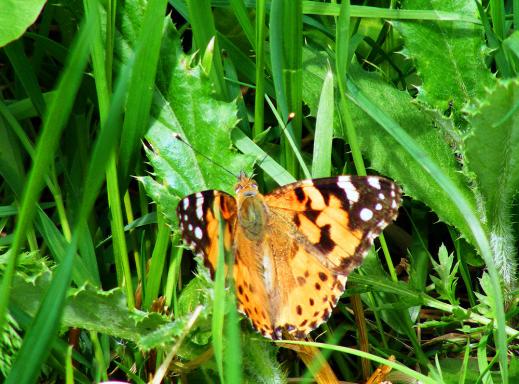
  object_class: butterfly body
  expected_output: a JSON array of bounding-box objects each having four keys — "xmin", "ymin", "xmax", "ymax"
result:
[{"xmin": 177, "ymin": 173, "xmax": 401, "ymax": 339}]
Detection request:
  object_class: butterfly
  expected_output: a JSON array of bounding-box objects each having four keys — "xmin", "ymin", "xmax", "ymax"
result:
[{"xmin": 176, "ymin": 172, "xmax": 401, "ymax": 340}]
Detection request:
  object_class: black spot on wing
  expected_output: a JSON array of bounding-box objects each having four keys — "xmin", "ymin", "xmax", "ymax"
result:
[
  {"xmin": 294, "ymin": 187, "xmax": 305, "ymax": 202},
  {"xmin": 314, "ymin": 224, "xmax": 335, "ymax": 253},
  {"xmin": 303, "ymin": 210, "xmax": 320, "ymax": 222},
  {"xmin": 293, "ymin": 213, "xmax": 301, "ymax": 227}
]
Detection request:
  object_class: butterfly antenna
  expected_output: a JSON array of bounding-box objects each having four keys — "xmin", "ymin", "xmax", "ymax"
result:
[{"xmin": 173, "ymin": 133, "xmax": 238, "ymax": 179}]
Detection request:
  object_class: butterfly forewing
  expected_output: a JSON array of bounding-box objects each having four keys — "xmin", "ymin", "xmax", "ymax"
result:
[
  {"xmin": 176, "ymin": 190, "xmax": 237, "ymax": 274},
  {"xmin": 265, "ymin": 176, "xmax": 401, "ymax": 274}
]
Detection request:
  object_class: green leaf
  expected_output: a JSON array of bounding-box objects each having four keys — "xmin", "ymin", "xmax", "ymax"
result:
[
  {"xmin": 10, "ymin": 272, "xmax": 171, "ymax": 346},
  {"xmin": 302, "ymin": 49, "xmax": 479, "ymax": 246},
  {"xmin": 464, "ymin": 79, "xmax": 519, "ymax": 288},
  {"xmin": 142, "ymin": 24, "xmax": 253, "ymax": 222},
  {"xmin": 0, "ymin": 0, "xmax": 46, "ymax": 48},
  {"xmin": 430, "ymin": 244, "xmax": 459, "ymax": 305},
  {"xmin": 474, "ymin": 273, "xmax": 495, "ymax": 318},
  {"xmin": 393, "ymin": 0, "xmax": 494, "ymax": 118}
]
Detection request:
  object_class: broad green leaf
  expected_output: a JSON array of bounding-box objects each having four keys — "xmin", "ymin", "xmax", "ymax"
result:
[
  {"xmin": 0, "ymin": 0, "xmax": 46, "ymax": 48},
  {"xmin": 10, "ymin": 272, "xmax": 171, "ymax": 346},
  {"xmin": 302, "ymin": 48, "xmax": 479, "ymax": 246},
  {"xmin": 464, "ymin": 79, "xmax": 519, "ymax": 287},
  {"xmin": 393, "ymin": 0, "xmax": 494, "ymax": 117},
  {"xmin": 142, "ymin": 23, "xmax": 253, "ymax": 225}
]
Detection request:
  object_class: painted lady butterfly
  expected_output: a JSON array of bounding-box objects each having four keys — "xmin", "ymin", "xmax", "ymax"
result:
[{"xmin": 176, "ymin": 172, "xmax": 401, "ymax": 340}]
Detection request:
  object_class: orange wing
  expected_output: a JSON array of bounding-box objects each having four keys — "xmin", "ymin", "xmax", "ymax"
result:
[{"xmin": 234, "ymin": 175, "xmax": 401, "ymax": 339}]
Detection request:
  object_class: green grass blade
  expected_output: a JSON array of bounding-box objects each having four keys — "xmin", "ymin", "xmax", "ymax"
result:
[
  {"xmin": 231, "ymin": 128, "xmax": 296, "ymax": 185},
  {"xmin": 303, "ymin": 2, "xmax": 481, "ymax": 23},
  {"xmin": 278, "ymin": 340, "xmax": 436, "ymax": 384},
  {"xmin": 3, "ymin": 40, "xmax": 46, "ymax": 116},
  {"xmin": 269, "ymin": 0, "xmax": 288, "ymax": 120},
  {"xmin": 0, "ymin": 12, "xmax": 96, "ymax": 332},
  {"xmin": 6, "ymin": 233, "xmax": 80, "ymax": 384},
  {"xmin": 144, "ymin": 210, "xmax": 170, "ymax": 309},
  {"xmin": 187, "ymin": 0, "xmax": 228, "ymax": 98},
  {"xmin": 212, "ymin": 206, "xmax": 227, "ymax": 383},
  {"xmin": 253, "ymin": 0, "xmax": 266, "ymax": 138},
  {"xmin": 346, "ymin": 77, "xmax": 509, "ymax": 382},
  {"xmin": 336, "ymin": 0, "xmax": 367, "ymax": 176},
  {"xmin": 229, "ymin": 0, "xmax": 255, "ymax": 48},
  {"xmin": 312, "ymin": 67, "xmax": 333, "ymax": 178},
  {"xmin": 118, "ymin": 0, "xmax": 168, "ymax": 182}
]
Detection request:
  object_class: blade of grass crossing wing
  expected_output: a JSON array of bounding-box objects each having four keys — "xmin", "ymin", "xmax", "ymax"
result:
[
  {"xmin": 312, "ymin": 68, "xmax": 334, "ymax": 178},
  {"xmin": 225, "ymin": 246, "xmax": 242, "ymax": 383},
  {"xmin": 346, "ymin": 77, "xmax": 508, "ymax": 382},
  {"xmin": 212, "ymin": 206, "xmax": 227, "ymax": 383}
]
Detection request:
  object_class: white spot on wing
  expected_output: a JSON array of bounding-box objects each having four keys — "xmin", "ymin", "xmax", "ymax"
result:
[
  {"xmin": 367, "ymin": 177, "xmax": 381, "ymax": 189},
  {"xmin": 183, "ymin": 198, "xmax": 189, "ymax": 210},
  {"xmin": 375, "ymin": 203, "xmax": 383, "ymax": 211},
  {"xmin": 337, "ymin": 176, "xmax": 359, "ymax": 203},
  {"xmin": 360, "ymin": 208, "xmax": 373, "ymax": 221},
  {"xmin": 392, "ymin": 199, "xmax": 398, "ymax": 209},
  {"xmin": 195, "ymin": 194, "xmax": 204, "ymax": 219},
  {"xmin": 194, "ymin": 227, "xmax": 203, "ymax": 239},
  {"xmin": 337, "ymin": 275, "xmax": 348, "ymax": 287},
  {"xmin": 378, "ymin": 193, "xmax": 385, "ymax": 200},
  {"xmin": 188, "ymin": 224, "xmax": 193, "ymax": 231}
]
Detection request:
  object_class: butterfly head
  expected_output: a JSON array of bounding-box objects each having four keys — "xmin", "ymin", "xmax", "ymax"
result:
[{"xmin": 235, "ymin": 171, "xmax": 259, "ymax": 198}]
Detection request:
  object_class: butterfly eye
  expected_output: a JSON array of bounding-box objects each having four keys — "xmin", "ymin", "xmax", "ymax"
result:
[{"xmin": 251, "ymin": 183, "xmax": 258, "ymax": 189}]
